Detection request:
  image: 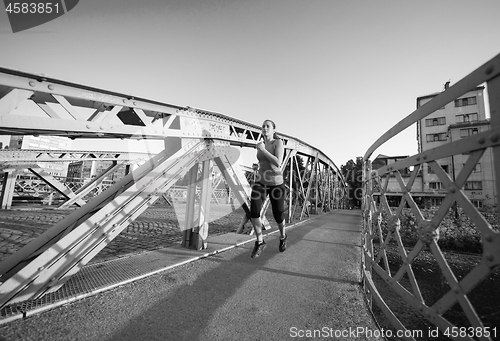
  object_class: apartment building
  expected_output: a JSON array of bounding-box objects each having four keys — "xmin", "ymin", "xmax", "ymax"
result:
[
  {"xmin": 66, "ymin": 160, "xmax": 129, "ymax": 182},
  {"xmin": 416, "ymin": 84, "xmax": 495, "ymax": 209}
]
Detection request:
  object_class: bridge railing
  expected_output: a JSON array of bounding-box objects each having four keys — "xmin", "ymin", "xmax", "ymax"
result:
[{"xmin": 362, "ymin": 53, "xmax": 500, "ymax": 340}]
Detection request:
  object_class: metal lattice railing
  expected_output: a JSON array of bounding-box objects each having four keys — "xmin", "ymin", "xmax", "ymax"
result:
[{"xmin": 362, "ymin": 53, "xmax": 500, "ymax": 340}]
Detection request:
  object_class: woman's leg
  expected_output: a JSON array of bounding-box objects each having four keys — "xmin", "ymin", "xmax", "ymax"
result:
[
  {"xmin": 270, "ymin": 185, "xmax": 287, "ymax": 251},
  {"xmin": 250, "ymin": 183, "xmax": 266, "ymax": 244},
  {"xmin": 251, "ymin": 217, "xmax": 264, "ymax": 243},
  {"xmin": 250, "ymin": 184, "xmax": 267, "ymax": 258},
  {"xmin": 278, "ymin": 221, "xmax": 286, "ymax": 239}
]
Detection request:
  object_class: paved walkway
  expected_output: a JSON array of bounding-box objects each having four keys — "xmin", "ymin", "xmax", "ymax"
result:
[{"xmin": 0, "ymin": 210, "xmax": 382, "ymax": 341}]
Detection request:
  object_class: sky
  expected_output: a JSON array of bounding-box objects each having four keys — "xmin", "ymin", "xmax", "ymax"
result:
[{"xmin": 1, "ymin": 0, "xmax": 499, "ymax": 168}]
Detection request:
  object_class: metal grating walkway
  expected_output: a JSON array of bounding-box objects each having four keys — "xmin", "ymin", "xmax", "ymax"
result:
[
  {"xmin": 0, "ymin": 232, "xmax": 257, "ymax": 323},
  {"xmin": 0, "ymin": 205, "xmax": 266, "ymax": 323}
]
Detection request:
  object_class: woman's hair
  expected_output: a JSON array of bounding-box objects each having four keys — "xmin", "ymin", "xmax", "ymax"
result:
[{"xmin": 263, "ymin": 119, "xmax": 280, "ymax": 139}]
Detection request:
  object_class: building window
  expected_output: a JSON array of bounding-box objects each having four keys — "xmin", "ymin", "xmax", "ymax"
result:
[
  {"xmin": 429, "ymin": 182, "xmax": 443, "ymax": 190},
  {"xmin": 470, "ymin": 200, "xmax": 483, "ymax": 209},
  {"xmin": 464, "ymin": 181, "xmax": 482, "ymax": 190},
  {"xmin": 426, "ymin": 133, "xmax": 447, "ymax": 142},
  {"xmin": 429, "ymin": 198, "xmax": 443, "ymax": 207},
  {"xmin": 428, "ymin": 165, "xmax": 449, "ymax": 174},
  {"xmin": 454, "ymin": 96, "xmax": 477, "ymax": 107},
  {"xmin": 456, "ymin": 113, "xmax": 478, "ymax": 123},
  {"xmin": 425, "ymin": 117, "xmax": 446, "ymax": 126},
  {"xmin": 460, "ymin": 128, "xmax": 479, "ymax": 138}
]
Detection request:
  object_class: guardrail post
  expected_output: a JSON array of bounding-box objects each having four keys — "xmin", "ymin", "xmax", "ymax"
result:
[
  {"xmin": 0, "ymin": 171, "xmax": 16, "ymax": 209},
  {"xmin": 188, "ymin": 159, "xmax": 212, "ymax": 250},
  {"xmin": 182, "ymin": 164, "xmax": 199, "ymax": 248},
  {"xmin": 287, "ymin": 154, "xmax": 294, "ymax": 223},
  {"xmin": 488, "ymin": 74, "xmax": 500, "ymax": 217}
]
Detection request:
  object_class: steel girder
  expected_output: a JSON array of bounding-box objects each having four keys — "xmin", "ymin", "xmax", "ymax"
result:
[{"xmin": 0, "ymin": 149, "xmax": 154, "ymax": 163}]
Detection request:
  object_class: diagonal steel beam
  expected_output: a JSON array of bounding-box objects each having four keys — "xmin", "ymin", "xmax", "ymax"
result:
[
  {"xmin": 28, "ymin": 167, "xmax": 86, "ymax": 207},
  {"xmin": 300, "ymin": 154, "xmax": 319, "ymax": 220},
  {"xmin": 58, "ymin": 161, "xmax": 125, "ymax": 208},
  {"xmin": 0, "ymin": 139, "xmax": 214, "ymax": 307}
]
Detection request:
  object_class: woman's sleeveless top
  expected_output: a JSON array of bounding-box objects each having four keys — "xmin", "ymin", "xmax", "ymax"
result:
[{"xmin": 256, "ymin": 139, "xmax": 283, "ymax": 186}]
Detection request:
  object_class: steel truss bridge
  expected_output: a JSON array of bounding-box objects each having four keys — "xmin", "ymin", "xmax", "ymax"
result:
[
  {"xmin": 1, "ymin": 52, "xmax": 499, "ymax": 340},
  {"xmin": 363, "ymin": 53, "xmax": 500, "ymax": 340},
  {"xmin": 0, "ymin": 66, "xmax": 347, "ymax": 309}
]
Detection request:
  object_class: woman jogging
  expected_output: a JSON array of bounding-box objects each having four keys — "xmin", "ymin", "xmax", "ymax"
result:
[{"xmin": 250, "ymin": 119, "xmax": 287, "ymax": 258}]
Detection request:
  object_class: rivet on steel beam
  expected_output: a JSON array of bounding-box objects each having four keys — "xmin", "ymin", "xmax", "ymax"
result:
[
  {"xmin": 48, "ymin": 84, "xmax": 54, "ymax": 90},
  {"xmin": 123, "ymin": 99, "xmax": 127, "ymax": 103},
  {"xmin": 422, "ymin": 155, "xmax": 427, "ymax": 160},
  {"xmin": 485, "ymin": 65, "xmax": 494, "ymax": 75},
  {"xmin": 490, "ymin": 133, "xmax": 499, "ymax": 143},
  {"xmin": 449, "ymin": 187, "xmax": 456, "ymax": 193},
  {"xmin": 416, "ymin": 157, "xmax": 420, "ymax": 162},
  {"xmin": 29, "ymin": 81, "xmax": 35, "ymax": 87},
  {"xmin": 485, "ymin": 234, "xmax": 493, "ymax": 242},
  {"xmin": 486, "ymin": 253, "xmax": 494, "ymax": 261},
  {"xmin": 453, "ymin": 286, "xmax": 460, "ymax": 294},
  {"xmin": 477, "ymin": 136, "xmax": 485, "ymax": 144}
]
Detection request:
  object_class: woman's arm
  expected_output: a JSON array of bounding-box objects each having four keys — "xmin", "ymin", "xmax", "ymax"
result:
[{"xmin": 257, "ymin": 139, "xmax": 284, "ymax": 168}]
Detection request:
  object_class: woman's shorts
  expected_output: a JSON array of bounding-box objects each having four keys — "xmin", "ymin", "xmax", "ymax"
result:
[{"xmin": 250, "ymin": 182, "xmax": 285, "ymax": 224}]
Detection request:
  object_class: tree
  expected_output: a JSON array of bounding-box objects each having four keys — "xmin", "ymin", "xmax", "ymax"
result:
[{"xmin": 341, "ymin": 157, "xmax": 363, "ymax": 208}]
